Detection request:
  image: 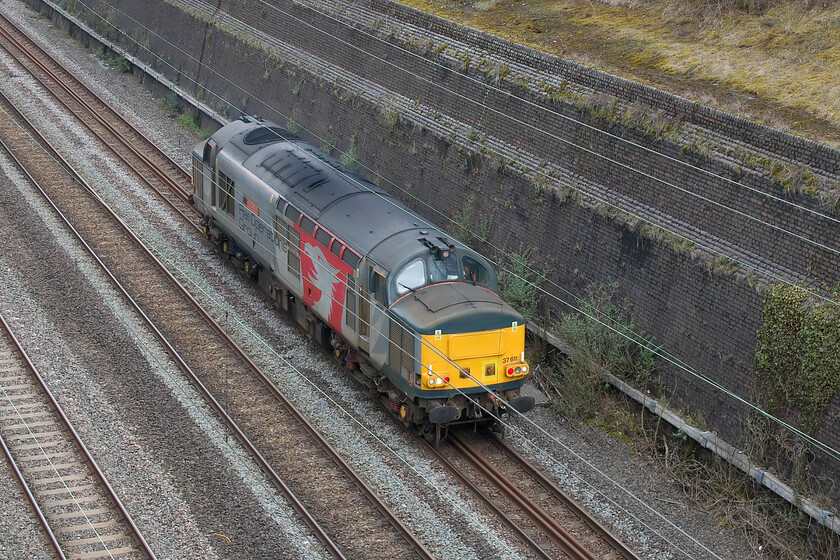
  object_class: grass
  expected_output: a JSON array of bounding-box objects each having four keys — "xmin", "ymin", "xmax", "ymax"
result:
[{"xmin": 394, "ymin": 0, "xmax": 840, "ymax": 147}]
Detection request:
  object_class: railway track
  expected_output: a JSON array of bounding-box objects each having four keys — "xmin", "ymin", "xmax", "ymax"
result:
[
  {"xmin": 0, "ymin": 85, "xmax": 432, "ymax": 559},
  {"xmin": 428, "ymin": 430, "xmax": 641, "ymax": 560},
  {"xmin": 0, "ymin": 11, "xmax": 197, "ymax": 221},
  {"xmin": 0, "ymin": 311, "xmax": 155, "ymax": 560}
]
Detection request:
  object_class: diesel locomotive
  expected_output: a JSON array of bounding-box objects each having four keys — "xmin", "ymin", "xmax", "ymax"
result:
[{"xmin": 191, "ymin": 116, "xmax": 534, "ymax": 441}]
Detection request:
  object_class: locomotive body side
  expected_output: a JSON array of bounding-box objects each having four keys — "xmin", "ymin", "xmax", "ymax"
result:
[{"xmin": 190, "ymin": 117, "xmax": 535, "ymax": 436}]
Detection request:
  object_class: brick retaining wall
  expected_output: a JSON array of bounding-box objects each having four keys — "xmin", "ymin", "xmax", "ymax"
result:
[{"xmin": 31, "ymin": 0, "xmax": 840, "ymax": 486}]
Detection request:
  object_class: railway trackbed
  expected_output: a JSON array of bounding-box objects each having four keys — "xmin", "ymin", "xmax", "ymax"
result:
[
  {"xmin": 0, "ymin": 87, "xmax": 432, "ymax": 559},
  {"xmin": 0, "ymin": 311, "xmax": 155, "ymax": 560},
  {"xmin": 428, "ymin": 430, "xmax": 641, "ymax": 560},
  {"xmin": 0, "ymin": 12, "xmax": 197, "ymax": 221}
]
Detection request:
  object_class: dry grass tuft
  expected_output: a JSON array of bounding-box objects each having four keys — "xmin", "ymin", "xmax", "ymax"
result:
[{"xmin": 397, "ymin": 0, "xmax": 840, "ymax": 146}]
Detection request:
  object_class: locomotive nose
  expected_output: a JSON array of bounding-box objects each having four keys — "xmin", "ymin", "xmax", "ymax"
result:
[{"xmin": 389, "ymin": 282, "xmax": 523, "ymax": 335}]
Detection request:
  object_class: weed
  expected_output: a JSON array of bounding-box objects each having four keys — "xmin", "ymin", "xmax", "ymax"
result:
[
  {"xmin": 176, "ymin": 112, "xmax": 202, "ymax": 136},
  {"xmin": 380, "ymin": 102, "xmax": 403, "ymax": 131},
  {"xmin": 321, "ymin": 127, "xmax": 337, "ymax": 154},
  {"xmin": 96, "ymin": 50, "xmax": 131, "ymax": 73},
  {"xmin": 292, "ymin": 80, "xmax": 304, "ymax": 96},
  {"xmin": 161, "ymin": 92, "xmax": 181, "ymax": 113},
  {"xmin": 548, "ymin": 283, "xmax": 649, "ymax": 419},
  {"xmin": 448, "ymin": 192, "xmax": 494, "ymax": 246},
  {"xmin": 495, "ymin": 63, "xmax": 511, "ymax": 81},
  {"xmin": 588, "ymin": 91, "xmax": 618, "ymax": 121},
  {"xmin": 432, "ymin": 42, "xmax": 448, "ymax": 56},
  {"xmin": 498, "ymin": 247, "xmax": 545, "ymax": 320},
  {"xmin": 339, "ymin": 134, "xmax": 360, "ymax": 170}
]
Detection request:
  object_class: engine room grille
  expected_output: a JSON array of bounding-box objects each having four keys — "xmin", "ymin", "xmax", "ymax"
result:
[{"xmin": 389, "ymin": 321, "xmax": 415, "ymax": 374}]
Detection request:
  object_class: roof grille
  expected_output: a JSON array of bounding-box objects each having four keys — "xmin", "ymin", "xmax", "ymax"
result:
[{"xmin": 260, "ymin": 149, "xmax": 322, "ymax": 188}]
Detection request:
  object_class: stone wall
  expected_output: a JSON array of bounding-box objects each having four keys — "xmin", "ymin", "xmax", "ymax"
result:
[{"xmin": 29, "ymin": 0, "xmax": 840, "ymax": 482}]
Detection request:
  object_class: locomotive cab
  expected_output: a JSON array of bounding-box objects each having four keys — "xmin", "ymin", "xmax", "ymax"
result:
[{"xmin": 382, "ymin": 241, "xmax": 535, "ymax": 431}]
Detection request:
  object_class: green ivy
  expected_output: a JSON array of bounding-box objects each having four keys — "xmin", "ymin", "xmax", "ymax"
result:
[{"xmin": 754, "ymin": 285, "xmax": 840, "ymax": 432}]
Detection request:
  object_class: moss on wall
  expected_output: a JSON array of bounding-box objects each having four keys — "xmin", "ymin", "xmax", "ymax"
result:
[{"xmin": 754, "ymin": 285, "xmax": 840, "ymax": 433}]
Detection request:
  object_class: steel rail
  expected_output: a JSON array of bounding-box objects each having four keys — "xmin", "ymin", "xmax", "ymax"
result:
[
  {"xmin": 448, "ymin": 434, "xmax": 599, "ymax": 560},
  {"xmin": 0, "ymin": 91, "xmax": 347, "ymax": 559},
  {"xmin": 491, "ymin": 435, "xmax": 642, "ymax": 560},
  {"xmin": 421, "ymin": 436, "xmax": 553, "ymax": 560},
  {"xmin": 0, "ymin": 13, "xmax": 196, "ymax": 213},
  {"xmin": 0, "ymin": 89, "xmax": 433, "ymax": 560},
  {"xmin": 0, "ymin": 422, "xmax": 65, "ymax": 560},
  {"xmin": 0, "ymin": 309, "xmax": 156, "ymax": 559}
]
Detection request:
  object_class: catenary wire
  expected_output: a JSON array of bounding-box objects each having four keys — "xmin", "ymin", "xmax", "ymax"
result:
[
  {"xmin": 255, "ymin": 0, "xmax": 840, "ymax": 228},
  {"xmin": 81, "ymin": 0, "xmax": 840, "ymax": 317},
  {"xmin": 0, "ymin": 84, "xmax": 711, "ymax": 558},
  {"xmin": 0, "ymin": 382, "xmax": 117, "ymax": 559},
  {"xmin": 63, "ymin": 0, "xmax": 840, "ymax": 468},
  {"xmin": 0, "ymin": 8, "xmax": 812, "ymax": 556},
  {"xmin": 11, "ymin": 2, "xmax": 832, "ymax": 552}
]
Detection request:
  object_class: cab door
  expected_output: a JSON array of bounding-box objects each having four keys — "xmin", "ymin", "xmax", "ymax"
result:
[
  {"xmin": 202, "ymin": 139, "xmax": 218, "ymax": 207},
  {"xmin": 366, "ymin": 266, "xmax": 389, "ymax": 368},
  {"xmin": 358, "ymin": 264, "xmax": 371, "ymax": 354}
]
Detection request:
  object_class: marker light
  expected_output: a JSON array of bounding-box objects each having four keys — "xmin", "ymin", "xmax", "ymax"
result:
[
  {"xmin": 507, "ymin": 368, "xmax": 514, "ymax": 375},
  {"xmin": 522, "ymin": 366, "xmax": 528, "ymax": 373}
]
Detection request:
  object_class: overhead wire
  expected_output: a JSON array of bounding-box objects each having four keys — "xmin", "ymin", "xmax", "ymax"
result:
[
  {"xmin": 74, "ymin": 0, "xmax": 840, "ymax": 459},
  {"xmin": 0, "ymin": 99, "xmax": 527, "ymax": 559},
  {"xmin": 23, "ymin": 1, "xmax": 836, "ymax": 552},
  {"xmin": 57, "ymin": 1, "xmax": 840, "ymax": 533},
  {"xmin": 25, "ymin": 0, "xmax": 840, "ymax": 549}
]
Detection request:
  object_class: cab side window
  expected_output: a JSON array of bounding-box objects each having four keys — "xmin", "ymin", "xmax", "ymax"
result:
[
  {"xmin": 192, "ymin": 155, "xmax": 203, "ymax": 200},
  {"xmin": 371, "ymin": 271, "xmax": 387, "ymax": 306},
  {"xmin": 462, "ymin": 256, "xmax": 489, "ymax": 286},
  {"xmin": 218, "ymin": 171, "xmax": 235, "ymax": 217}
]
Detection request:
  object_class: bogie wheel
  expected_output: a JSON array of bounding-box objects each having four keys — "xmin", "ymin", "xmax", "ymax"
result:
[
  {"xmin": 421, "ymin": 421, "xmax": 445, "ymax": 447},
  {"xmin": 490, "ymin": 420, "xmax": 506, "ymax": 439}
]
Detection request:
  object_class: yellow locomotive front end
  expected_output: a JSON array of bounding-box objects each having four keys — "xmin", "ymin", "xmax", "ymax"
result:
[
  {"xmin": 388, "ymin": 279, "xmax": 535, "ymax": 435},
  {"xmin": 419, "ymin": 323, "xmax": 529, "ymax": 393}
]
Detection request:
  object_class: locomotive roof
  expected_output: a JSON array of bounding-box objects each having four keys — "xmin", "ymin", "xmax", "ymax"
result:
[{"xmin": 220, "ymin": 119, "xmax": 454, "ymax": 272}]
